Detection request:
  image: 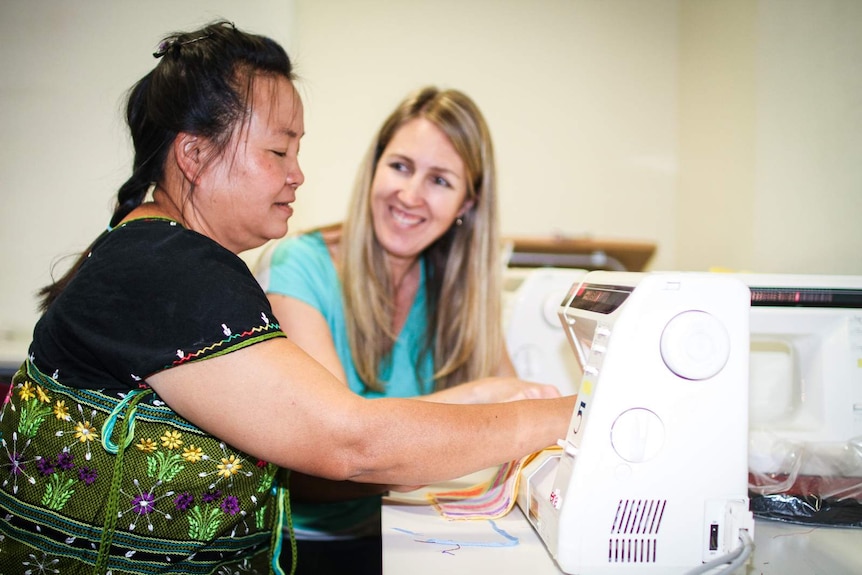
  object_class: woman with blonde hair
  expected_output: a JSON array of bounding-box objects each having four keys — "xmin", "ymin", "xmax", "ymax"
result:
[{"xmin": 264, "ymin": 86, "xmax": 555, "ymax": 573}]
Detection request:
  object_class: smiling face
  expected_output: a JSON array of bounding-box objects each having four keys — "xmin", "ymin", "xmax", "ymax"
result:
[
  {"xmin": 370, "ymin": 117, "xmax": 473, "ymax": 268},
  {"xmin": 193, "ymin": 74, "xmax": 304, "ymax": 253}
]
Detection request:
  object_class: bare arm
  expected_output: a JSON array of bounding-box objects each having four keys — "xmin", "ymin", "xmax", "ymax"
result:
[
  {"xmin": 146, "ymin": 337, "xmax": 575, "ymax": 486},
  {"xmin": 419, "ymin": 340, "xmax": 557, "ymax": 404},
  {"xmin": 268, "ymin": 293, "xmax": 348, "ymax": 384}
]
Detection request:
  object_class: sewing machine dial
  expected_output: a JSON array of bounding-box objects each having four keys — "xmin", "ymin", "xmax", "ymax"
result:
[{"xmin": 660, "ymin": 310, "xmax": 730, "ymax": 380}]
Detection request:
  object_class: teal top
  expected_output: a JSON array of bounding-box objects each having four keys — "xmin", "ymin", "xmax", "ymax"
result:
[{"xmin": 266, "ymin": 231, "xmax": 434, "ymax": 539}]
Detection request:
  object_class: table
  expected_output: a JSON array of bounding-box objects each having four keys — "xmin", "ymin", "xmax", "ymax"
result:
[{"xmin": 382, "ymin": 470, "xmax": 862, "ymax": 575}]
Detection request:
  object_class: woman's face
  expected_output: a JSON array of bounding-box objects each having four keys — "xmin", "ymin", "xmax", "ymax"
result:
[
  {"xmin": 195, "ymin": 74, "xmax": 305, "ymax": 254},
  {"xmin": 370, "ymin": 117, "xmax": 473, "ymax": 265}
]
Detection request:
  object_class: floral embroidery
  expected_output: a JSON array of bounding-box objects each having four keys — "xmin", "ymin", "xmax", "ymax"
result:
[
  {"xmin": 182, "ymin": 444, "xmax": 204, "ymax": 462},
  {"xmin": 74, "ymin": 420, "xmax": 98, "ymax": 443},
  {"xmin": 221, "ymin": 494, "xmax": 241, "ymax": 515},
  {"xmin": 174, "ymin": 491, "xmax": 194, "ymax": 511},
  {"xmin": 53, "ymin": 399, "xmax": 70, "ymax": 421},
  {"xmin": 136, "ymin": 438, "xmax": 158, "ymax": 452},
  {"xmin": 1, "ymin": 363, "xmax": 282, "ymax": 573},
  {"xmin": 18, "ymin": 381, "xmax": 36, "ymax": 401},
  {"xmin": 218, "ymin": 455, "xmax": 243, "ymax": 478},
  {"xmin": 78, "ymin": 466, "xmax": 98, "ymax": 485},
  {"xmin": 160, "ymin": 429, "xmax": 183, "ymax": 449}
]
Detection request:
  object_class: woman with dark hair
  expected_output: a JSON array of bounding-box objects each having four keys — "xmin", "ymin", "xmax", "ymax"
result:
[{"xmin": 0, "ymin": 22, "xmax": 575, "ymax": 575}]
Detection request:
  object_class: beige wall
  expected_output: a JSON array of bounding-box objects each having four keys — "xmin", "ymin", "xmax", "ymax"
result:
[
  {"xmin": 2, "ymin": 0, "xmax": 861, "ymax": 360},
  {"xmin": 678, "ymin": 0, "xmax": 862, "ymax": 274},
  {"xmin": 289, "ymin": 0, "xmax": 680, "ymax": 269}
]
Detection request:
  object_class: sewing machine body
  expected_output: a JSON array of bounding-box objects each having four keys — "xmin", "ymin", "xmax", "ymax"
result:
[{"xmin": 517, "ymin": 271, "xmax": 754, "ymax": 574}]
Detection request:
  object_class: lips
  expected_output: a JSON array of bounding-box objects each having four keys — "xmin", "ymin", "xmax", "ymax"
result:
[
  {"xmin": 390, "ymin": 206, "xmax": 424, "ymax": 226},
  {"xmin": 274, "ymin": 202, "xmax": 293, "ymax": 217}
]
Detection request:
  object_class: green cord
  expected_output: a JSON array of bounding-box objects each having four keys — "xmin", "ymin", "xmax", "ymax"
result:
[
  {"xmin": 269, "ymin": 472, "xmax": 297, "ymax": 575},
  {"xmin": 93, "ymin": 388, "xmax": 153, "ymax": 574}
]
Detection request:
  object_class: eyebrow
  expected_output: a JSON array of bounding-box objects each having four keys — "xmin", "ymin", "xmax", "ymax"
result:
[{"xmin": 277, "ymin": 127, "xmax": 303, "ymax": 138}]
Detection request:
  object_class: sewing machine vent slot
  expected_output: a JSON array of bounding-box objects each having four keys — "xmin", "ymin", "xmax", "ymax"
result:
[{"xmin": 607, "ymin": 498, "xmax": 666, "ymax": 563}]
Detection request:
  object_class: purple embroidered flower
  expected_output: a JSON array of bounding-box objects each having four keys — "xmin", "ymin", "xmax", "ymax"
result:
[
  {"xmin": 220, "ymin": 495, "xmax": 240, "ymax": 516},
  {"xmin": 36, "ymin": 456, "xmax": 56, "ymax": 475},
  {"xmin": 132, "ymin": 492, "xmax": 156, "ymax": 515},
  {"xmin": 8, "ymin": 452, "xmax": 25, "ymax": 475},
  {"xmin": 78, "ymin": 466, "xmax": 98, "ymax": 485},
  {"xmin": 175, "ymin": 492, "xmax": 194, "ymax": 511},
  {"xmin": 201, "ymin": 489, "xmax": 222, "ymax": 504},
  {"xmin": 56, "ymin": 451, "xmax": 75, "ymax": 471}
]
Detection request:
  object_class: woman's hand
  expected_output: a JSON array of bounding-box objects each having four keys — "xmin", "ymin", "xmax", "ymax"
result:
[{"xmin": 422, "ymin": 377, "xmax": 562, "ymax": 405}]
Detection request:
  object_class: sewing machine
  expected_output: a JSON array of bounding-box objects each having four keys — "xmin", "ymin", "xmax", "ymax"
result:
[
  {"xmin": 516, "ymin": 271, "xmax": 754, "ymax": 574},
  {"xmin": 505, "ymin": 268, "xmax": 588, "ymax": 396},
  {"xmin": 741, "ymin": 274, "xmax": 862, "ymax": 524}
]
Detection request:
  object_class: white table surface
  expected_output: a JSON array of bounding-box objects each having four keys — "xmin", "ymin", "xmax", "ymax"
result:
[{"xmin": 382, "ymin": 469, "xmax": 862, "ymax": 575}]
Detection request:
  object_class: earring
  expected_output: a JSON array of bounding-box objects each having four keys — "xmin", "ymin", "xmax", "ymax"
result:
[{"xmin": 455, "ymin": 217, "xmax": 463, "ymax": 226}]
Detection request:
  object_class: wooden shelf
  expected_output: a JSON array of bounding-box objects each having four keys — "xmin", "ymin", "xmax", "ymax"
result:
[{"xmin": 504, "ymin": 236, "xmax": 656, "ymax": 272}]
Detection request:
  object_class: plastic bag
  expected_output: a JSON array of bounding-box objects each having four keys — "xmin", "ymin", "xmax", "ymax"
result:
[{"xmin": 748, "ymin": 434, "xmax": 862, "ymax": 527}]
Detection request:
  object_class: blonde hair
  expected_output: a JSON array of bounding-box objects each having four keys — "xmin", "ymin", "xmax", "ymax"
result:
[{"xmin": 340, "ymin": 86, "xmax": 504, "ymax": 392}]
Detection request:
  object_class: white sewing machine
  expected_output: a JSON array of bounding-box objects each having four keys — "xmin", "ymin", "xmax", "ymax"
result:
[
  {"xmin": 516, "ymin": 271, "xmax": 754, "ymax": 574},
  {"xmin": 505, "ymin": 268, "xmax": 588, "ymax": 396},
  {"xmin": 740, "ymin": 274, "xmax": 862, "ymax": 508}
]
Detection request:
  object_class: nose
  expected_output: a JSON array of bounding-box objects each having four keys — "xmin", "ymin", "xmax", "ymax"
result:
[
  {"xmin": 286, "ymin": 157, "xmax": 305, "ymax": 189},
  {"xmin": 397, "ymin": 175, "xmax": 423, "ymax": 206}
]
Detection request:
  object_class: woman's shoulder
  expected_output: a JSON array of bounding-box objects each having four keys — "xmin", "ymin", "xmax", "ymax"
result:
[{"xmin": 272, "ymin": 224, "xmax": 342, "ymax": 264}]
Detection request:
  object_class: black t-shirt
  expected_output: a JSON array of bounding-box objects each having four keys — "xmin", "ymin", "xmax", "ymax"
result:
[{"xmin": 30, "ymin": 218, "xmax": 284, "ymax": 391}]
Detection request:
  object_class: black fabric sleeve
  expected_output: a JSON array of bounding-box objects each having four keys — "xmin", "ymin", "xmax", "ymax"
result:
[{"xmin": 30, "ymin": 220, "xmax": 284, "ymax": 391}]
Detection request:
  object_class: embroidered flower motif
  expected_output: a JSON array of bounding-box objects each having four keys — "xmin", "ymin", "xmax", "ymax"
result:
[
  {"xmin": 57, "ymin": 451, "xmax": 75, "ymax": 471},
  {"xmin": 161, "ymin": 430, "xmax": 183, "ymax": 450},
  {"xmin": 35, "ymin": 386, "xmax": 50, "ymax": 403},
  {"xmin": 78, "ymin": 466, "xmax": 98, "ymax": 485},
  {"xmin": 175, "ymin": 492, "xmax": 194, "ymax": 511},
  {"xmin": 18, "ymin": 381, "xmax": 36, "ymax": 401},
  {"xmin": 220, "ymin": 495, "xmax": 240, "ymax": 515},
  {"xmin": 217, "ymin": 455, "xmax": 242, "ymax": 478},
  {"xmin": 74, "ymin": 421, "xmax": 98, "ymax": 443},
  {"xmin": 8, "ymin": 451, "xmax": 25, "ymax": 475},
  {"xmin": 120, "ymin": 478, "xmax": 174, "ymax": 532},
  {"xmin": 2, "ymin": 433, "xmax": 38, "ymax": 493},
  {"xmin": 136, "ymin": 438, "xmax": 158, "ymax": 452},
  {"xmin": 202, "ymin": 489, "xmax": 222, "ymax": 504},
  {"xmin": 22, "ymin": 551, "xmax": 59, "ymax": 574},
  {"xmin": 132, "ymin": 492, "xmax": 156, "ymax": 515},
  {"xmin": 53, "ymin": 400, "xmax": 70, "ymax": 421},
  {"xmin": 182, "ymin": 444, "xmax": 203, "ymax": 462},
  {"xmin": 36, "ymin": 456, "xmax": 55, "ymax": 476}
]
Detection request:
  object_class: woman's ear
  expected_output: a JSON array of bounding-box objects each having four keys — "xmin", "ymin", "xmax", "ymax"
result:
[
  {"xmin": 457, "ymin": 199, "xmax": 476, "ymax": 218},
  {"xmin": 172, "ymin": 132, "xmax": 204, "ymax": 184}
]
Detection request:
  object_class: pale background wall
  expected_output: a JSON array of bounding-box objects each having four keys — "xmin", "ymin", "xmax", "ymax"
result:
[{"xmin": 2, "ymin": 0, "xmax": 861, "ymax": 361}]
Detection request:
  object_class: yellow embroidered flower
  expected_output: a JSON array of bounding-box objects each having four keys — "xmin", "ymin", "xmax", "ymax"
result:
[
  {"xmin": 136, "ymin": 438, "xmax": 158, "ymax": 452},
  {"xmin": 217, "ymin": 455, "xmax": 242, "ymax": 478},
  {"xmin": 161, "ymin": 430, "xmax": 183, "ymax": 449},
  {"xmin": 182, "ymin": 444, "xmax": 203, "ymax": 463},
  {"xmin": 18, "ymin": 381, "xmax": 35, "ymax": 401},
  {"xmin": 53, "ymin": 400, "xmax": 70, "ymax": 421},
  {"xmin": 35, "ymin": 385, "xmax": 50, "ymax": 403},
  {"xmin": 74, "ymin": 421, "xmax": 98, "ymax": 443}
]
